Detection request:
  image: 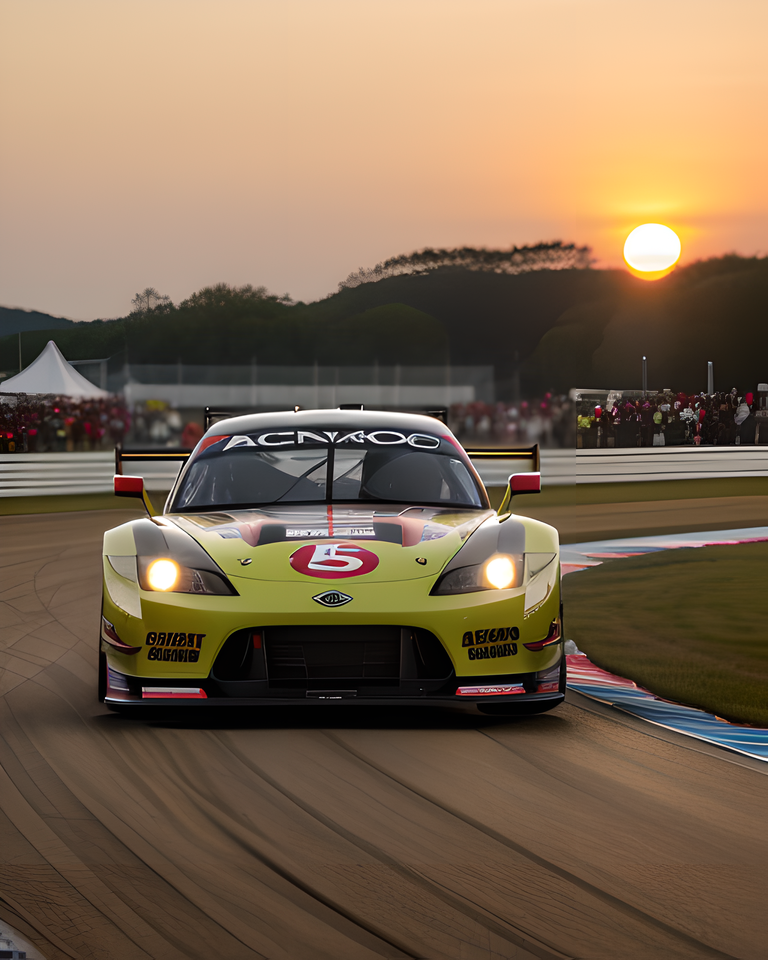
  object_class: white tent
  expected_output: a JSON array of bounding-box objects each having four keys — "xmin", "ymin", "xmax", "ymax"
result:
[{"xmin": 0, "ymin": 340, "xmax": 109, "ymax": 398}]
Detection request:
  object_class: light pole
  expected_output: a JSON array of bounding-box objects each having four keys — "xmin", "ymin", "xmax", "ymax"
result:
[
  {"xmin": 707, "ymin": 361, "xmax": 714, "ymax": 395},
  {"xmin": 642, "ymin": 356, "xmax": 647, "ymax": 395}
]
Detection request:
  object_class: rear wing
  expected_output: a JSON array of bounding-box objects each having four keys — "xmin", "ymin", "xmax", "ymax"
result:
[
  {"xmin": 114, "ymin": 445, "xmax": 191, "ymax": 475},
  {"xmin": 465, "ymin": 444, "xmax": 541, "ymax": 514},
  {"xmin": 464, "ymin": 444, "xmax": 540, "ymax": 472},
  {"xmin": 204, "ymin": 408, "xmax": 234, "ymax": 431},
  {"xmin": 113, "ymin": 442, "xmax": 539, "ymax": 474},
  {"xmin": 112, "ymin": 441, "xmax": 540, "ymax": 516},
  {"xmin": 114, "ymin": 445, "xmax": 192, "ymax": 516}
]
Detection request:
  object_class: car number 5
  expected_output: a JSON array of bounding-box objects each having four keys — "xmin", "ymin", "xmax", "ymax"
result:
[{"xmin": 308, "ymin": 544, "xmax": 363, "ymax": 571}]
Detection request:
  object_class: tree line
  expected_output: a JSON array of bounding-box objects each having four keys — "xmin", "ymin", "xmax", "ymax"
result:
[
  {"xmin": 3, "ymin": 249, "xmax": 767, "ymax": 397},
  {"xmin": 338, "ymin": 242, "xmax": 593, "ymax": 289}
]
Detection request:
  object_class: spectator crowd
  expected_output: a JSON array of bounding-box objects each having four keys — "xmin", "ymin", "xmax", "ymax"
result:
[
  {"xmin": 2, "ymin": 389, "xmax": 763, "ymax": 454},
  {"xmin": 0, "ymin": 395, "xmax": 203, "ymax": 453},
  {"xmin": 449, "ymin": 396, "xmax": 575, "ymax": 448},
  {"xmin": 576, "ymin": 389, "xmax": 766, "ymax": 447},
  {"xmin": 0, "ymin": 394, "xmax": 131, "ymax": 453}
]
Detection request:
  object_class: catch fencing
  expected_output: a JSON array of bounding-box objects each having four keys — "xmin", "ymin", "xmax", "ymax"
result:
[{"xmin": 2, "ymin": 446, "xmax": 768, "ymax": 498}]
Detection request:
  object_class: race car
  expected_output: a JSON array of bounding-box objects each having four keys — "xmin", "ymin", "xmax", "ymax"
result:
[{"xmin": 100, "ymin": 408, "xmax": 564, "ymax": 714}]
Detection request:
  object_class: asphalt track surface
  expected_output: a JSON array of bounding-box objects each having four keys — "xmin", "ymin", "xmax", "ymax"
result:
[
  {"xmin": 514, "ymin": 494, "xmax": 768, "ymax": 543},
  {"xmin": 0, "ymin": 510, "xmax": 766, "ymax": 960}
]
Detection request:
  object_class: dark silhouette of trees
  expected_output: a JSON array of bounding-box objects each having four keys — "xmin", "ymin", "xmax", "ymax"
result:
[
  {"xmin": 131, "ymin": 287, "xmax": 172, "ymax": 313},
  {"xmin": 338, "ymin": 242, "xmax": 593, "ymax": 289},
  {"xmin": 178, "ymin": 283, "xmax": 291, "ymax": 312},
  {"xmin": 4, "ymin": 253, "xmax": 768, "ymax": 397}
]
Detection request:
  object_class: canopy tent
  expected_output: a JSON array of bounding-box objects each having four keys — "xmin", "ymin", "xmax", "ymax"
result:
[{"xmin": 0, "ymin": 340, "xmax": 109, "ymax": 398}]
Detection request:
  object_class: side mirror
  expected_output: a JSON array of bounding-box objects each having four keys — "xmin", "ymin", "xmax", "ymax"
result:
[
  {"xmin": 498, "ymin": 472, "xmax": 541, "ymax": 515},
  {"xmin": 509, "ymin": 472, "xmax": 541, "ymax": 495},
  {"xmin": 114, "ymin": 475, "xmax": 144, "ymax": 498},
  {"xmin": 113, "ymin": 475, "xmax": 156, "ymax": 516}
]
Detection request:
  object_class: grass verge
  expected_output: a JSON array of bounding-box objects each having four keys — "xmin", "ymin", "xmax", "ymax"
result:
[
  {"xmin": 488, "ymin": 475, "xmax": 768, "ymax": 510},
  {"xmin": 0, "ymin": 493, "xmax": 146, "ymax": 515},
  {"xmin": 563, "ymin": 541, "xmax": 768, "ymax": 726}
]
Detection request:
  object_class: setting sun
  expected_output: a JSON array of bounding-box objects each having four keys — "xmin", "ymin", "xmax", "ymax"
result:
[{"xmin": 623, "ymin": 224, "xmax": 682, "ymax": 280}]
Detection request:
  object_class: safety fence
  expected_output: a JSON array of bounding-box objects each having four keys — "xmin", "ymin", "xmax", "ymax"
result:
[
  {"xmin": 478, "ymin": 446, "xmax": 768, "ymax": 487},
  {"xmin": 2, "ymin": 446, "xmax": 768, "ymax": 497}
]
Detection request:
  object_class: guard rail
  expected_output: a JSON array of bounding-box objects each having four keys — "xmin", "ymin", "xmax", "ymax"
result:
[{"xmin": 2, "ymin": 446, "xmax": 768, "ymax": 497}]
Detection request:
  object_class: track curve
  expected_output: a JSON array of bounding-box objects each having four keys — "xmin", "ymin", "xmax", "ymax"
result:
[{"xmin": 0, "ymin": 510, "xmax": 765, "ymax": 960}]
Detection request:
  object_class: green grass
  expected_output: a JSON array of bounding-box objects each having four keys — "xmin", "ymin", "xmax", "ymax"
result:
[
  {"xmin": 0, "ymin": 493, "xmax": 145, "ymax": 515},
  {"xmin": 488, "ymin": 475, "xmax": 768, "ymax": 509},
  {"xmin": 563, "ymin": 541, "xmax": 768, "ymax": 726}
]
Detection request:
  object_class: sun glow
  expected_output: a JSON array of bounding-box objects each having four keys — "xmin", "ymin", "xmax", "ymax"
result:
[{"xmin": 623, "ymin": 224, "xmax": 681, "ymax": 280}]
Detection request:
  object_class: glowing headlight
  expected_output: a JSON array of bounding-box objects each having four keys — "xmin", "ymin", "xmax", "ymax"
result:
[
  {"xmin": 484, "ymin": 556, "xmax": 516, "ymax": 589},
  {"xmin": 146, "ymin": 558, "xmax": 180, "ymax": 591},
  {"xmin": 432, "ymin": 552, "xmax": 524, "ymax": 595},
  {"xmin": 138, "ymin": 556, "xmax": 238, "ymax": 595}
]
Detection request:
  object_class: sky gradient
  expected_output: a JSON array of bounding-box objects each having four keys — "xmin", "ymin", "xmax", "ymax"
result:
[{"xmin": 2, "ymin": 0, "xmax": 767, "ymax": 319}]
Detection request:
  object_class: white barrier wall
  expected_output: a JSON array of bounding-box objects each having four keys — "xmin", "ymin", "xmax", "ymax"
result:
[
  {"xmin": 569, "ymin": 446, "xmax": 768, "ymax": 484},
  {"xmin": 2, "ymin": 447, "xmax": 768, "ymax": 497},
  {"xmin": 479, "ymin": 447, "xmax": 768, "ymax": 487},
  {"xmin": 0, "ymin": 453, "xmax": 181, "ymax": 497}
]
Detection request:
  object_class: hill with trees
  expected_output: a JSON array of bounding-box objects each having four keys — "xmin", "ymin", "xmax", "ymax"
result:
[
  {"xmin": 2, "ymin": 247, "xmax": 767, "ymax": 396},
  {"xmin": 0, "ymin": 305, "xmax": 74, "ymax": 339}
]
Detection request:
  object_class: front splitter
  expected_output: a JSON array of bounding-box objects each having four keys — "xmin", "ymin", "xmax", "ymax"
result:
[{"xmin": 105, "ymin": 692, "xmax": 565, "ymax": 709}]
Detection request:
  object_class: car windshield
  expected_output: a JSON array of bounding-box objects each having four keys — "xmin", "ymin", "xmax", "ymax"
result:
[{"xmin": 172, "ymin": 428, "xmax": 484, "ymax": 510}]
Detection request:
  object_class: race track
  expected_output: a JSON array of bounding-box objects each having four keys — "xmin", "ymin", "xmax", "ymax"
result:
[
  {"xmin": 514, "ymin": 494, "xmax": 768, "ymax": 543},
  {"xmin": 0, "ymin": 510, "xmax": 765, "ymax": 960}
]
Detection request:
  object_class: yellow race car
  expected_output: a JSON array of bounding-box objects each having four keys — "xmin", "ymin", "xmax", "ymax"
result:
[{"xmin": 100, "ymin": 409, "xmax": 563, "ymax": 714}]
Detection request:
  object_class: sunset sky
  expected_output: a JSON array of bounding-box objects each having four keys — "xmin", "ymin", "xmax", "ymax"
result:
[{"xmin": 1, "ymin": 0, "xmax": 767, "ymax": 320}]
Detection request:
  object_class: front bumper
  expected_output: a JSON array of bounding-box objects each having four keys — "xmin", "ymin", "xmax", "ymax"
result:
[
  {"xmin": 103, "ymin": 659, "xmax": 566, "ymax": 711},
  {"xmin": 101, "ymin": 562, "xmax": 564, "ymax": 713}
]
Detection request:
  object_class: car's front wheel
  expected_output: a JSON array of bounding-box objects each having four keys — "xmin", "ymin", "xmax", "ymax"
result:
[{"xmin": 98, "ymin": 650, "xmax": 107, "ymax": 703}]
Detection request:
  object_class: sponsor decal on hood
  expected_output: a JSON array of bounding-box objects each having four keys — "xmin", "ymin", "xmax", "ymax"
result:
[{"xmin": 289, "ymin": 542, "xmax": 379, "ymax": 579}]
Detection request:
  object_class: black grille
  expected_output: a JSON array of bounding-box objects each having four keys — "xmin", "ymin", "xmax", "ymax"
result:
[
  {"xmin": 265, "ymin": 626, "xmax": 400, "ymax": 686},
  {"xmin": 211, "ymin": 625, "xmax": 455, "ymax": 696}
]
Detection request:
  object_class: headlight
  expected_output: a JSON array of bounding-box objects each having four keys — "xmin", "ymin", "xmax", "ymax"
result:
[
  {"xmin": 432, "ymin": 553, "xmax": 524, "ymax": 595},
  {"xmin": 146, "ymin": 559, "xmax": 180, "ymax": 591},
  {"xmin": 138, "ymin": 557, "xmax": 237, "ymax": 595},
  {"xmin": 432, "ymin": 551, "xmax": 558, "ymax": 597},
  {"xmin": 485, "ymin": 556, "xmax": 516, "ymax": 589}
]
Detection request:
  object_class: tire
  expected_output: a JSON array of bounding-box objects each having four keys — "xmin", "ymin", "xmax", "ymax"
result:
[{"xmin": 98, "ymin": 650, "xmax": 107, "ymax": 703}]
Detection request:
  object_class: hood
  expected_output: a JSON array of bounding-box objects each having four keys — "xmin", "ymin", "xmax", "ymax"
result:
[{"xmin": 163, "ymin": 504, "xmax": 492, "ymax": 584}]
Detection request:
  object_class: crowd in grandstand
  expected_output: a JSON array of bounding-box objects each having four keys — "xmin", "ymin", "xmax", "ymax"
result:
[
  {"xmin": 129, "ymin": 401, "xmax": 203, "ymax": 449},
  {"xmin": 576, "ymin": 390, "xmax": 765, "ymax": 447},
  {"xmin": 449, "ymin": 396, "xmax": 575, "ymax": 448},
  {"xmin": 0, "ymin": 395, "xmax": 131, "ymax": 453},
  {"xmin": 0, "ymin": 395, "xmax": 205, "ymax": 453},
  {"xmin": 1, "ymin": 389, "xmax": 763, "ymax": 453}
]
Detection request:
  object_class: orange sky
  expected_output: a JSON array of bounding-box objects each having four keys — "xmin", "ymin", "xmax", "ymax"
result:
[{"xmin": 1, "ymin": 0, "xmax": 767, "ymax": 319}]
